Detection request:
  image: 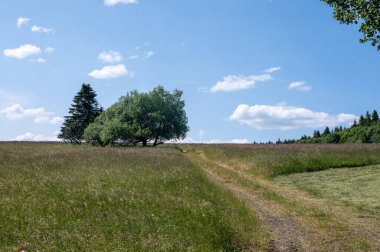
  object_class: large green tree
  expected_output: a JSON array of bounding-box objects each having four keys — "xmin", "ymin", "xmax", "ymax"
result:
[
  {"xmin": 59, "ymin": 84, "xmax": 102, "ymax": 144},
  {"xmin": 84, "ymin": 86, "xmax": 189, "ymax": 146},
  {"xmin": 322, "ymin": 0, "xmax": 380, "ymax": 50}
]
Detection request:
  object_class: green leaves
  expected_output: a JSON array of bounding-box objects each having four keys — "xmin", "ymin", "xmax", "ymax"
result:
[
  {"xmin": 322, "ymin": 0, "xmax": 380, "ymax": 50},
  {"xmin": 84, "ymin": 86, "xmax": 189, "ymax": 146}
]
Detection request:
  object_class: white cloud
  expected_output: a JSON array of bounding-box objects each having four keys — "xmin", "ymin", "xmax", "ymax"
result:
[
  {"xmin": 264, "ymin": 66, "xmax": 281, "ymax": 73},
  {"xmin": 229, "ymin": 139, "xmax": 250, "ymax": 144},
  {"xmin": 104, "ymin": 0, "xmax": 138, "ymax": 6},
  {"xmin": 29, "ymin": 58, "xmax": 46, "ymax": 63},
  {"xmin": 88, "ymin": 64, "xmax": 132, "ymax": 79},
  {"xmin": 229, "ymin": 104, "xmax": 358, "ymax": 130},
  {"xmin": 17, "ymin": 17, "xmax": 30, "ymax": 28},
  {"xmin": 288, "ymin": 81, "xmax": 312, "ymax": 92},
  {"xmin": 31, "ymin": 25, "xmax": 55, "ymax": 34},
  {"xmin": 210, "ymin": 74, "xmax": 272, "ymax": 93},
  {"xmin": 0, "ymin": 104, "xmax": 61, "ymax": 124},
  {"xmin": 98, "ymin": 51, "xmax": 122, "ymax": 63},
  {"xmin": 11, "ymin": 132, "xmax": 59, "ymax": 142},
  {"xmin": 144, "ymin": 51, "xmax": 154, "ymax": 59},
  {"xmin": 169, "ymin": 137, "xmax": 195, "ymax": 143},
  {"xmin": 203, "ymin": 139, "xmax": 250, "ymax": 144},
  {"xmin": 50, "ymin": 116, "xmax": 64, "ymax": 125},
  {"xmin": 45, "ymin": 47, "xmax": 54, "ymax": 53},
  {"xmin": 198, "ymin": 130, "xmax": 206, "ymax": 138},
  {"xmin": 4, "ymin": 44, "xmax": 41, "ymax": 59}
]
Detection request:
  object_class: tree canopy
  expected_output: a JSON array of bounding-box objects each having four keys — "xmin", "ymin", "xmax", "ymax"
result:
[
  {"xmin": 322, "ymin": 0, "xmax": 380, "ymax": 50},
  {"xmin": 84, "ymin": 86, "xmax": 189, "ymax": 146},
  {"xmin": 58, "ymin": 84, "xmax": 102, "ymax": 144}
]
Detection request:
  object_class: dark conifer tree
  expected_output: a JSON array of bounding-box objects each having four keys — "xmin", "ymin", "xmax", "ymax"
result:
[
  {"xmin": 315, "ymin": 130, "xmax": 321, "ymax": 138},
  {"xmin": 313, "ymin": 130, "xmax": 317, "ymax": 138},
  {"xmin": 58, "ymin": 84, "xmax": 102, "ymax": 144},
  {"xmin": 352, "ymin": 120, "xmax": 358, "ymax": 128},
  {"xmin": 359, "ymin": 115, "xmax": 366, "ymax": 127},
  {"xmin": 372, "ymin": 110, "xmax": 379, "ymax": 123},
  {"xmin": 365, "ymin": 111, "xmax": 372, "ymax": 126},
  {"xmin": 323, "ymin": 126, "xmax": 331, "ymax": 136}
]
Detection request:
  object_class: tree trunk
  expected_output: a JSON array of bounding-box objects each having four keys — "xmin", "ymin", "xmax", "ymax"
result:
[
  {"xmin": 153, "ymin": 135, "xmax": 159, "ymax": 146},
  {"xmin": 142, "ymin": 139, "xmax": 147, "ymax": 146},
  {"xmin": 153, "ymin": 122, "xmax": 163, "ymax": 147}
]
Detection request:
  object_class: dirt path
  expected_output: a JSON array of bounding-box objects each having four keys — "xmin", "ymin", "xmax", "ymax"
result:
[
  {"xmin": 218, "ymin": 180, "xmax": 316, "ymax": 252},
  {"xmin": 186, "ymin": 151, "xmax": 376, "ymax": 252}
]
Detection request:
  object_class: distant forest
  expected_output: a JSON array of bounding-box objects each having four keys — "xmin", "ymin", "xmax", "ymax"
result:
[{"xmin": 277, "ymin": 110, "xmax": 380, "ymax": 144}]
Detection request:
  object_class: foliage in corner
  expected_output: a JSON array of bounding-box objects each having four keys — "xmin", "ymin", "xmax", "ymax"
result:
[{"xmin": 322, "ymin": 0, "xmax": 380, "ymax": 51}]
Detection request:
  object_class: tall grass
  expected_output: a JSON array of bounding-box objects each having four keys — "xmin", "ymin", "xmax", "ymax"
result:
[
  {"xmin": 193, "ymin": 144, "xmax": 380, "ymax": 177},
  {"xmin": 0, "ymin": 143, "xmax": 265, "ymax": 251}
]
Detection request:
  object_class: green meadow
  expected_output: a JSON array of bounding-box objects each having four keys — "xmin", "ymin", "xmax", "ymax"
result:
[
  {"xmin": 1, "ymin": 142, "xmax": 380, "ymax": 251},
  {"xmin": 0, "ymin": 143, "xmax": 266, "ymax": 251}
]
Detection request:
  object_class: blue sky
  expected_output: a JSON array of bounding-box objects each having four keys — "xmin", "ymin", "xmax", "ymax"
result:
[{"xmin": 0, "ymin": 0, "xmax": 379, "ymax": 143}]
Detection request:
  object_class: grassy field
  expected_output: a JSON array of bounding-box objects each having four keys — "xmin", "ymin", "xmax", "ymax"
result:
[
  {"xmin": 0, "ymin": 143, "xmax": 266, "ymax": 251},
  {"xmin": 2, "ymin": 142, "xmax": 380, "ymax": 251},
  {"xmin": 191, "ymin": 144, "xmax": 380, "ymax": 177},
  {"xmin": 184, "ymin": 144, "xmax": 380, "ymax": 251},
  {"xmin": 276, "ymin": 165, "xmax": 380, "ymax": 218}
]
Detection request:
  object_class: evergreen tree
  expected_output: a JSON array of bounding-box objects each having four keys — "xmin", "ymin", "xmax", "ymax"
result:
[
  {"xmin": 352, "ymin": 120, "xmax": 358, "ymax": 128},
  {"xmin": 365, "ymin": 111, "xmax": 372, "ymax": 126},
  {"xmin": 58, "ymin": 84, "xmax": 102, "ymax": 144},
  {"xmin": 313, "ymin": 130, "xmax": 321, "ymax": 138},
  {"xmin": 300, "ymin": 135, "xmax": 308, "ymax": 140},
  {"xmin": 359, "ymin": 115, "xmax": 366, "ymax": 127},
  {"xmin": 323, "ymin": 126, "xmax": 331, "ymax": 136},
  {"xmin": 372, "ymin": 110, "xmax": 379, "ymax": 122}
]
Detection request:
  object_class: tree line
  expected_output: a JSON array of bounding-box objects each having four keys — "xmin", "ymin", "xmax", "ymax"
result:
[
  {"xmin": 277, "ymin": 110, "xmax": 380, "ymax": 144},
  {"xmin": 58, "ymin": 84, "xmax": 189, "ymax": 146}
]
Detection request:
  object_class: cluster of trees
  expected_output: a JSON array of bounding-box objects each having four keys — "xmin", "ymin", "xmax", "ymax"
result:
[
  {"xmin": 277, "ymin": 110, "xmax": 380, "ymax": 144},
  {"xmin": 59, "ymin": 84, "xmax": 189, "ymax": 146}
]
